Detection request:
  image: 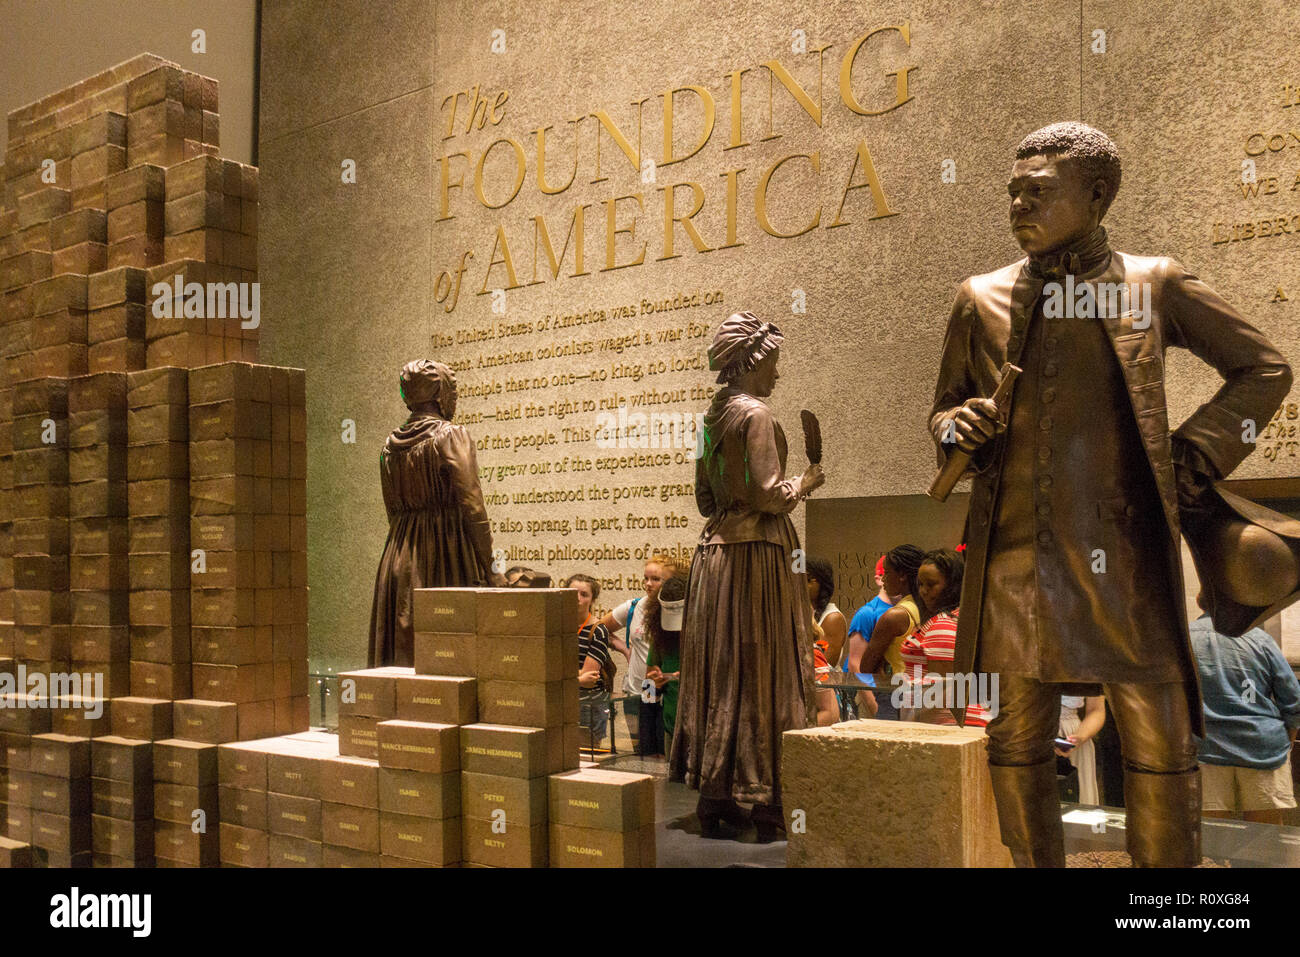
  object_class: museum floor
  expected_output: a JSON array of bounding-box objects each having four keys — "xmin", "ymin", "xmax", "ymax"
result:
[{"xmin": 595, "ymin": 754, "xmax": 1300, "ymax": 868}]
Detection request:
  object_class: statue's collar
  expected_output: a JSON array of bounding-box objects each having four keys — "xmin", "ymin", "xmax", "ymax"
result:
[{"xmin": 1025, "ymin": 226, "xmax": 1111, "ymax": 282}]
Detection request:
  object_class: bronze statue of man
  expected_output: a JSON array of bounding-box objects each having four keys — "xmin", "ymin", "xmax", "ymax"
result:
[
  {"xmin": 930, "ymin": 122, "xmax": 1295, "ymax": 866},
  {"xmin": 368, "ymin": 359, "xmax": 506, "ymax": 667}
]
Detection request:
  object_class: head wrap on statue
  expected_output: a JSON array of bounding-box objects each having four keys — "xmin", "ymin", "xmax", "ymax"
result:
[
  {"xmin": 399, "ymin": 359, "xmax": 458, "ymax": 419},
  {"xmin": 708, "ymin": 312, "xmax": 784, "ymax": 384}
]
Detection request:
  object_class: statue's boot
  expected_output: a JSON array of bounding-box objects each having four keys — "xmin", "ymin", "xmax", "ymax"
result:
[
  {"xmin": 696, "ymin": 796, "xmax": 749, "ymax": 837},
  {"xmin": 751, "ymin": 803, "xmax": 785, "ymax": 844},
  {"xmin": 989, "ymin": 760, "xmax": 1066, "ymax": 867},
  {"xmin": 1124, "ymin": 766, "xmax": 1201, "ymax": 867}
]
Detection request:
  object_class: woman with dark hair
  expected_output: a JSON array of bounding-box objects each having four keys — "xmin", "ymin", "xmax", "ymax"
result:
[
  {"xmin": 806, "ymin": 557, "xmax": 846, "ymax": 725},
  {"xmin": 645, "ymin": 575, "xmax": 686, "ymax": 747},
  {"xmin": 368, "ymin": 360, "xmax": 506, "ymax": 667},
  {"xmin": 670, "ymin": 312, "xmax": 824, "ymax": 842},
  {"xmin": 917, "ymin": 548, "xmax": 964, "ymax": 617},
  {"xmin": 806, "ymin": 557, "xmax": 847, "ymax": 671},
  {"xmin": 899, "ymin": 548, "xmax": 990, "ymax": 726},
  {"xmin": 567, "ymin": 573, "xmax": 614, "ymax": 741},
  {"xmin": 858, "ymin": 544, "xmax": 926, "ymax": 719}
]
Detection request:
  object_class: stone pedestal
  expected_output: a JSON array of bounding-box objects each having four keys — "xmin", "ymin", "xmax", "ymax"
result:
[{"xmin": 782, "ymin": 719, "xmax": 1012, "ymax": 868}]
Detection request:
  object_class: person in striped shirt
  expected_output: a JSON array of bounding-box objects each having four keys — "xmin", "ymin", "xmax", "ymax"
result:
[
  {"xmin": 568, "ymin": 573, "xmax": 614, "ymax": 740},
  {"xmin": 898, "ymin": 548, "xmax": 991, "ymax": 727}
]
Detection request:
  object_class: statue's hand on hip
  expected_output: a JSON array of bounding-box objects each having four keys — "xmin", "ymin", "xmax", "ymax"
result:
[{"xmin": 1172, "ymin": 438, "xmax": 1218, "ymax": 521}]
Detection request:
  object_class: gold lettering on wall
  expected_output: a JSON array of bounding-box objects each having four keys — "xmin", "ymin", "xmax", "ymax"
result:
[
  {"xmin": 474, "ymin": 138, "xmax": 527, "ymax": 209},
  {"xmin": 839, "ymin": 24, "xmax": 916, "ymax": 117},
  {"xmin": 761, "ymin": 44, "xmax": 833, "ymax": 138},
  {"xmin": 590, "ymin": 103, "xmax": 649, "ymax": 184},
  {"xmin": 602, "ymin": 194, "xmax": 647, "ymax": 271},
  {"xmin": 479, "ymin": 226, "xmax": 524, "ymax": 293},
  {"xmin": 755, "ymin": 153, "xmax": 820, "ymax": 238},
  {"xmin": 829, "ymin": 140, "xmax": 898, "ymax": 226},
  {"xmin": 432, "ymin": 23, "xmax": 919, "ymax": 311},
  {"xmin": 426, "ymin": 25, "xmax": 924, "ymax": 610},
  {"xmin": 530, "ymin": 206, "xmax": 591, "ymax": 282},
  {"xmin": 661, "ymin": 86, "xmax": 716, "ymax": 167},
  {"xmin": 535, "ymin": 120, "xmax": 581, "ymax": 194},
  {"xmin": 657, "ymin": 182, "xmax": 712, "ymax": 259}
]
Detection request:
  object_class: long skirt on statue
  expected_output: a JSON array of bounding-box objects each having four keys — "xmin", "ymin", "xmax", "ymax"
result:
[
  {"xmin": 669, "ymin": 540, "xmax": 814, "ymax": 807},
  {"xmin": 368, "ymin": 420, "xmax": 486, "ymax": 668}
]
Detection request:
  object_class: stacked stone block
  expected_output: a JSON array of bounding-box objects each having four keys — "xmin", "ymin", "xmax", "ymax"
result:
[
  {"xmin": 415, "ymin": 588, "xmax": 585, "ymax": 867},
  {"xmin": 547, "ymin": 768, "xmax": 656, "ymax": 868},
  {"xmin": 0, "ymin": 58, "xmax": 283, "ymax": 870},
  {"xmin": 68, "ymin": 372, "xmax": 129, "ymax": 702},
  {"xmin": 12, "ymin": 378, "xmax": 69, "ymax": 679},
  {"xmin": 89, "ymin": 734, "xmax": 152, "ymax": 866},
  {"xmin": 126, "ymin": 366, "xmax": 190, "ymax": 701},
  {"xmin": 187, "ymin": 362, "xmax": 308, "ymax": 742}
]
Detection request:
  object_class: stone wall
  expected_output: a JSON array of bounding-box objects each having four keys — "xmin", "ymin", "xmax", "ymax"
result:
[{"xmin": 257, "ymin": 0, "xmax": 1300, "ymax": 669}]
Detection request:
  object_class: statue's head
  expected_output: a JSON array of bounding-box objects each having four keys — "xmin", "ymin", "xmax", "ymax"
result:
[
  {"xmin": 399, "ymin": 359, "xmax": 457, "ymax": 419},
  {"xmin": 708, "ymin": 312, "xmax": 783, "ymax": 395},
  {"xmin": 1009, "ymin": 122, "xmax": 1121, "ymax": 256}
]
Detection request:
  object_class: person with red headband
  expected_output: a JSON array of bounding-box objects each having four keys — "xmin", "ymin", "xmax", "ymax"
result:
[{"xmin": 845, "ymin": 554, "xmax": 893, "ymax": 677}]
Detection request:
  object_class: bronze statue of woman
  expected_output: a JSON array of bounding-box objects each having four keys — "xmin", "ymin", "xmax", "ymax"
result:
[
  {"xmin": 669, "ymin": 313, "xmax": 825, "ymax": 841},
  {"xmin": 368, "ymin": 359, "xmax": 506, "ymax": 667}
]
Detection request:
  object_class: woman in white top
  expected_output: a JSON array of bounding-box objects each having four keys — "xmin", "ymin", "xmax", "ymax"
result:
[
  {"xmin": 599, "ymin": 557, "xmax": 676, "ymax": 692},
  {"xmin": 597, "ymin": 555, "xmax": 678, "ymax": 753},
  {"xmin": 1057, "ymin": 695, "xmax": 1107, "ymax": 806}
]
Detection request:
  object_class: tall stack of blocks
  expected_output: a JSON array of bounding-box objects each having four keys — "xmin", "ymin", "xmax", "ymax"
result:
[{"xmin": 0, "ymin": 57, "xmax": 295, "ymax": 869}]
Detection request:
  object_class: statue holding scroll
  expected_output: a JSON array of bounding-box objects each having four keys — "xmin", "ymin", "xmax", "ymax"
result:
[{"xmin": 930, "ymin": 122, "xmax": 1298, "ymax": 866}]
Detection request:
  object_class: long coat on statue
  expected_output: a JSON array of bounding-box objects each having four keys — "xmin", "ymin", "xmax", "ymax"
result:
[
  {"xmin": 367, "ymin": 413, "xmax": 495, "ymax": 668},
  {"xmin": 929, "ymin": 250, "xmax": 1292, "ymax": 734}
]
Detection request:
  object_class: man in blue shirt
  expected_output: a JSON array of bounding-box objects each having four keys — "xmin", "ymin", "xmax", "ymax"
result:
[
  {"xmin": 1189, "ymin": 593, "xmax": 1300, "ymax": 825},
  {"xmin": 844, "ymin": 556, "xmax": 895, "ymax": 718},
  {"xmin": 845, "ymin": 556, "xmax": 890, "ymax": 670}
]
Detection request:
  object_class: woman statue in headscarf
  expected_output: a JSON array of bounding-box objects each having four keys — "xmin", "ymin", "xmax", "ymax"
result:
[
  {"xmin": 669, "ymin": 313, "xmax": 825, "ymax": 841},
  {"xmin": 368, "ymin": 359, "xmax": 506, "ymax": 667}
]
